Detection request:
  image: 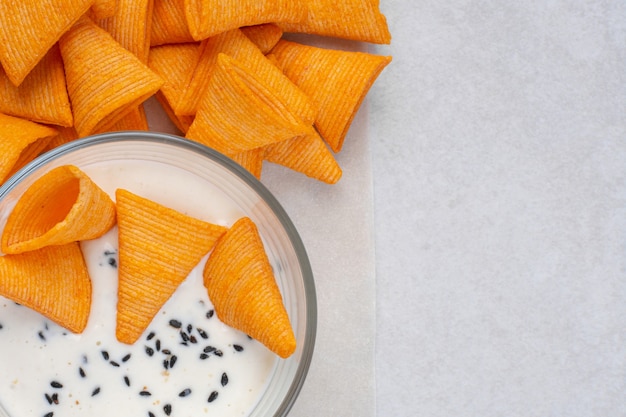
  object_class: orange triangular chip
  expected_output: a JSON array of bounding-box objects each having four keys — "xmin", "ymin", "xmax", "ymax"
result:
[
  {"xmin": 203, "ymin": 217, "xmax": 296, "ymax": 358},
  {"xmin": 279, "ymin": 0, "xmax": 391, "ymax": 44},
  {"xmin": 59, "ymin": 16, "xmax": 163, "ymax": 137},
  {"xmin": 271, "ymin": 40, "xmax": 391, "ymax": 152},
  {"xmin": 185, "ymin": 53, "xmax": 312, "ymax": 156},
  {"xmin": 96, "ymin": 0, "xmax": 154, "ymax": 63},
  {"xmin": 44, "ymin": 126, "xmax": 80, "ymax": 153},
  {"xmin": 154, "ymin": 94, "xmax": 195, "ymax": 133},
  {"xmin": 0, "ymin": 44, "xmax": 73, "ymax": 127},
  {"xmin": 115, "ymin": 188, "xmax": 227, "ymax": 344},
  {"xmin": 151, "ymin": 0, "xmax": 194, "ymax": 46},
  {"xmin": 175, "ymin": 28, "xmax": 316, "ymax": 125},
  {"xmin": 95, "ymin": 105, "xmax": 149, "ymax": 133},
  {"xmin": 0, "ymin": 243, "xmax": 92, "ymax": 333},
  {"xmin": 264, "ymin": 130, "xmax": 342, "ymax": 184},
  {"xmin": 90, "ymin": 0, "xmax": 118, "ymax": 19},
  {"xmin": 7, "ymin": 137, "xmax": 55, "ymax": 183},
  {"xmin": 231, "ymin": 148, "xmax": 265, "ymax": 179},
  {"xmin": 241, "ymin": 23, "xmax": 284, "ymax": 54},
  {"xmin": 0, "ymin": 113, "xmax": 58, "ymax": 185},
  {"xmin": 1, "ymin": 165, "xmax": 116, "ymax": 254},
  {"xmin": 148, "ymin": 42, "xmax": 200, "ymax": 133},
  {"xmin": 0, "ymin": 0, "xmax": 95, "ymax": 86},
  {"xmin": 183, "ymin": 0, "xmax": 306, "ymax": 41}
]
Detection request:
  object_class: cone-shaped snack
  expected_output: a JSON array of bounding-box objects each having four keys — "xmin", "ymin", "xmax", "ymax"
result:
[
  {"xmin": 241, "ymin": 23, "xmax": 284, "ymax": 54},
  {"xmin": 184, "ymin": 0, "xmax": 305, "ymax": 41},
  {"xmin": 231, "ymin": 148, "xmax": 265, "ymax": 179},
  {"xmin": 95, "ymin": 105, "xmax": 149, "ymax": 133},
  {"xmin": 151, "ymin": 0, "xmax": 194, "ymax": 46},
  {"xmin": 96, "ymin": 0, "xmax": 154, "ymax": 64},
  {"xmin": 8, "ymin": 139, "xmax": 55, "ymax": 183},
  {"xmin": 271, "ymin": 39, "xmax": 392, "ymax": 153},
  {"xmin": 0, "ymin": 0, "xmax": 95, "ymax": 86},
  {"xmin": 0, "ymin": 242, "xmax": 92, "ymax": 333},
  {"xmin": 176, "ymin": 28, "xmax": 316, "ymax": 125},
  {"xmin": 59, "ymin": 15, "xmax": 163, "ymax": 137},
  {"xmin": 44, "ymin": 126, "xmax": 80, "ymax": 153},
  {"xmin": 1, "ymin": 165, "xmax": 116, "ymax": 254},
  {"xmin": 203, "ymin": 217, "xmax": 296, "ymax": 358},
  {"xmin": 90, "ymin": 0, "xmax": 117, "ymax": 19},
  {"xmin": 264, "ymin": 129, "xmax": 342, "ymax": 184},
  {"xmin": 278, "ymin": 0, "xmax": 391, "ymax": 44},
  {"xmin": 185, "ymin": 53, "xmax": 311, "ymax": 156},
  {"xmin": 0, "ymin": 113, "xmax": 58, "ymax": 185},
  {"xmin": 115, "ymin": 189, "xmax": 227, "ymax": 344},
  {"xmin": 148, "ymin": 42, "xmax": 199, "ymax": 133},
  {"xmin": 0, "ymin": 44, "xmax": 73, "ymax": 127}
]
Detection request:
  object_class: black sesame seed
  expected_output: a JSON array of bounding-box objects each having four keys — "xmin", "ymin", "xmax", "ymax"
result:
[
  {"xmin": 148, "ymin": 412, "xmax": 155, "ymax": 417},
  {"xmin": 187, "ymin": 324, "xmax": 193, "ymax": 333},
  {"xmin": 107, "ymin": 257, "xmax": 117, "ymax": 268},
  {"xmin": 163, "ymin": 359, "xmax": 169, "ymax": 370},
  {"xmin": 91, "ymin": 387, "xmax": 101, "ymax": 396},
  {"xmin": 169, "ymin": 319, "xmax": 182, "ymax": 329},
  {"xmin": 162, "ymin": 349, "xmax": 171, "ymax": 355},
  {"xmin": 221, "ymin": 372, "xmax": 229, "ymax": 387},
  {"xmin": 163, "ymin": 404, "xmax": 172, "ymax": 416},
  {"xmin": 101, "ymin": 351, "xmax": 110, "ymax": 360},
  {"xmin": 197, "ymin": 328, "xmax": 208, "ymax": 339},
  {"xmin": 0, "ymin": 323, "xmax": 3, "ymax": 329},
  {"xmin": 203, "ymin": 346, "xmax": 216, "ymax": 353},
  {"xmin": 155, "ymin": 339, "xmax": 161, "ymax": 351},
  {"xmin": 51, "ymin": 393, "xmax": 58, "ymax": 404},
  {"xmin": 122, "ymin": 353, "xmax": 131, "ymax": 362},
  {"xmin": 139, "ymin": 390, "xmax": 151, "ymax": 397},
  {"xmin": 199, "ymin": 353, "xmax": 209, "ymax": 360},
  {"xmin": 207, "ymin": 391, "xmax": 219, "ymax": 403},
  {"xmin": 145, "ymin": 346, "xmax": 154, "ymax": 356},
  {"xmin": 124, "ymin": 376, "xmax": 131, "ymax": 387},
  {"xmin": 43, "ymin": 412, "xmax": 54, "ymax": 417},
  {"xmin": 38, "ymin": 331, "xmax": 46, "ymax": 341},
  {"xmin": 214, "ymin": 349, "xmax": 223, "ymax": 357},
  {"xmin": 190, "ymin": 335, "xmax": 198, "ymax": 344},
  {"xmin": 109, "ymin": 360, "xmax": 120, "ymax": 367},
  {"xmin": 45, "ymin": 393, "xmax": 53, "ymax": 405},
  {"xmin": 233, "ymin": 344, "xmax": 244, "ymax": 352},
  {"xmin": 147, "ymin": 332, "xmax": 155, "ymax": 340},
  {"xmin": 179, "ymin": 388, "xmax": 191, "ymax": 397},
  {"xmin": 50, "ymin": 381, "xmax": 63, "ymax": 389},
  {"xmin": 206, "ymin": 309, "xmax": 214, "ymax": 319},
  {"xmin": 169, "ymin": 355, "xmax": 177, "ymax": 368},
  {"xmin": 79, "ymin": 367, "xmax": 86, "ymax": 378},
  {"xmin": 180, "ymin": 331, "xmax": 189, "ymax": 342}
]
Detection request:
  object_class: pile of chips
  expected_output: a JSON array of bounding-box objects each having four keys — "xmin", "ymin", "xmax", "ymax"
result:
[
  {"xmin": 0, "ymin": 0, "xmax": 392, "ymax": 185},
  {"xmin": 0, "ymin": 165, "xmax": 297, "ymax": 358}
]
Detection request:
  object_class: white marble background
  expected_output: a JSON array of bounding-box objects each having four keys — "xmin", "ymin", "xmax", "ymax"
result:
[{"xmin": 370, "ymin": 1, "xmax": 626, "ymax": 416}]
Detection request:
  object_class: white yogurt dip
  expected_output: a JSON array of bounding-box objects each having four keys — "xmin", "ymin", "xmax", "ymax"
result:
[{"xmin": 0, "ymin": 160, "xmax": 279, "ymax": 417}]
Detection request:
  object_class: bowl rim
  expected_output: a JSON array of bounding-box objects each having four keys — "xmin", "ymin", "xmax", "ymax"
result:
[{"xmin": 0, "ymin": 130, "xmax": 317, "ymax": 417}]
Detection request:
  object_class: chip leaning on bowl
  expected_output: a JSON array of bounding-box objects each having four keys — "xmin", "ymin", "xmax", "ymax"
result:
[{"xmin": 0, "ymin": 0, "xmax": 391, "ymax": 187}]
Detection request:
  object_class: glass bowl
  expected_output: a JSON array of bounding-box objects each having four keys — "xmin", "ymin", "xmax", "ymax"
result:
[{"xmin": 0, "ymin": 131, "xmax": 316, "ymax": 417}]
